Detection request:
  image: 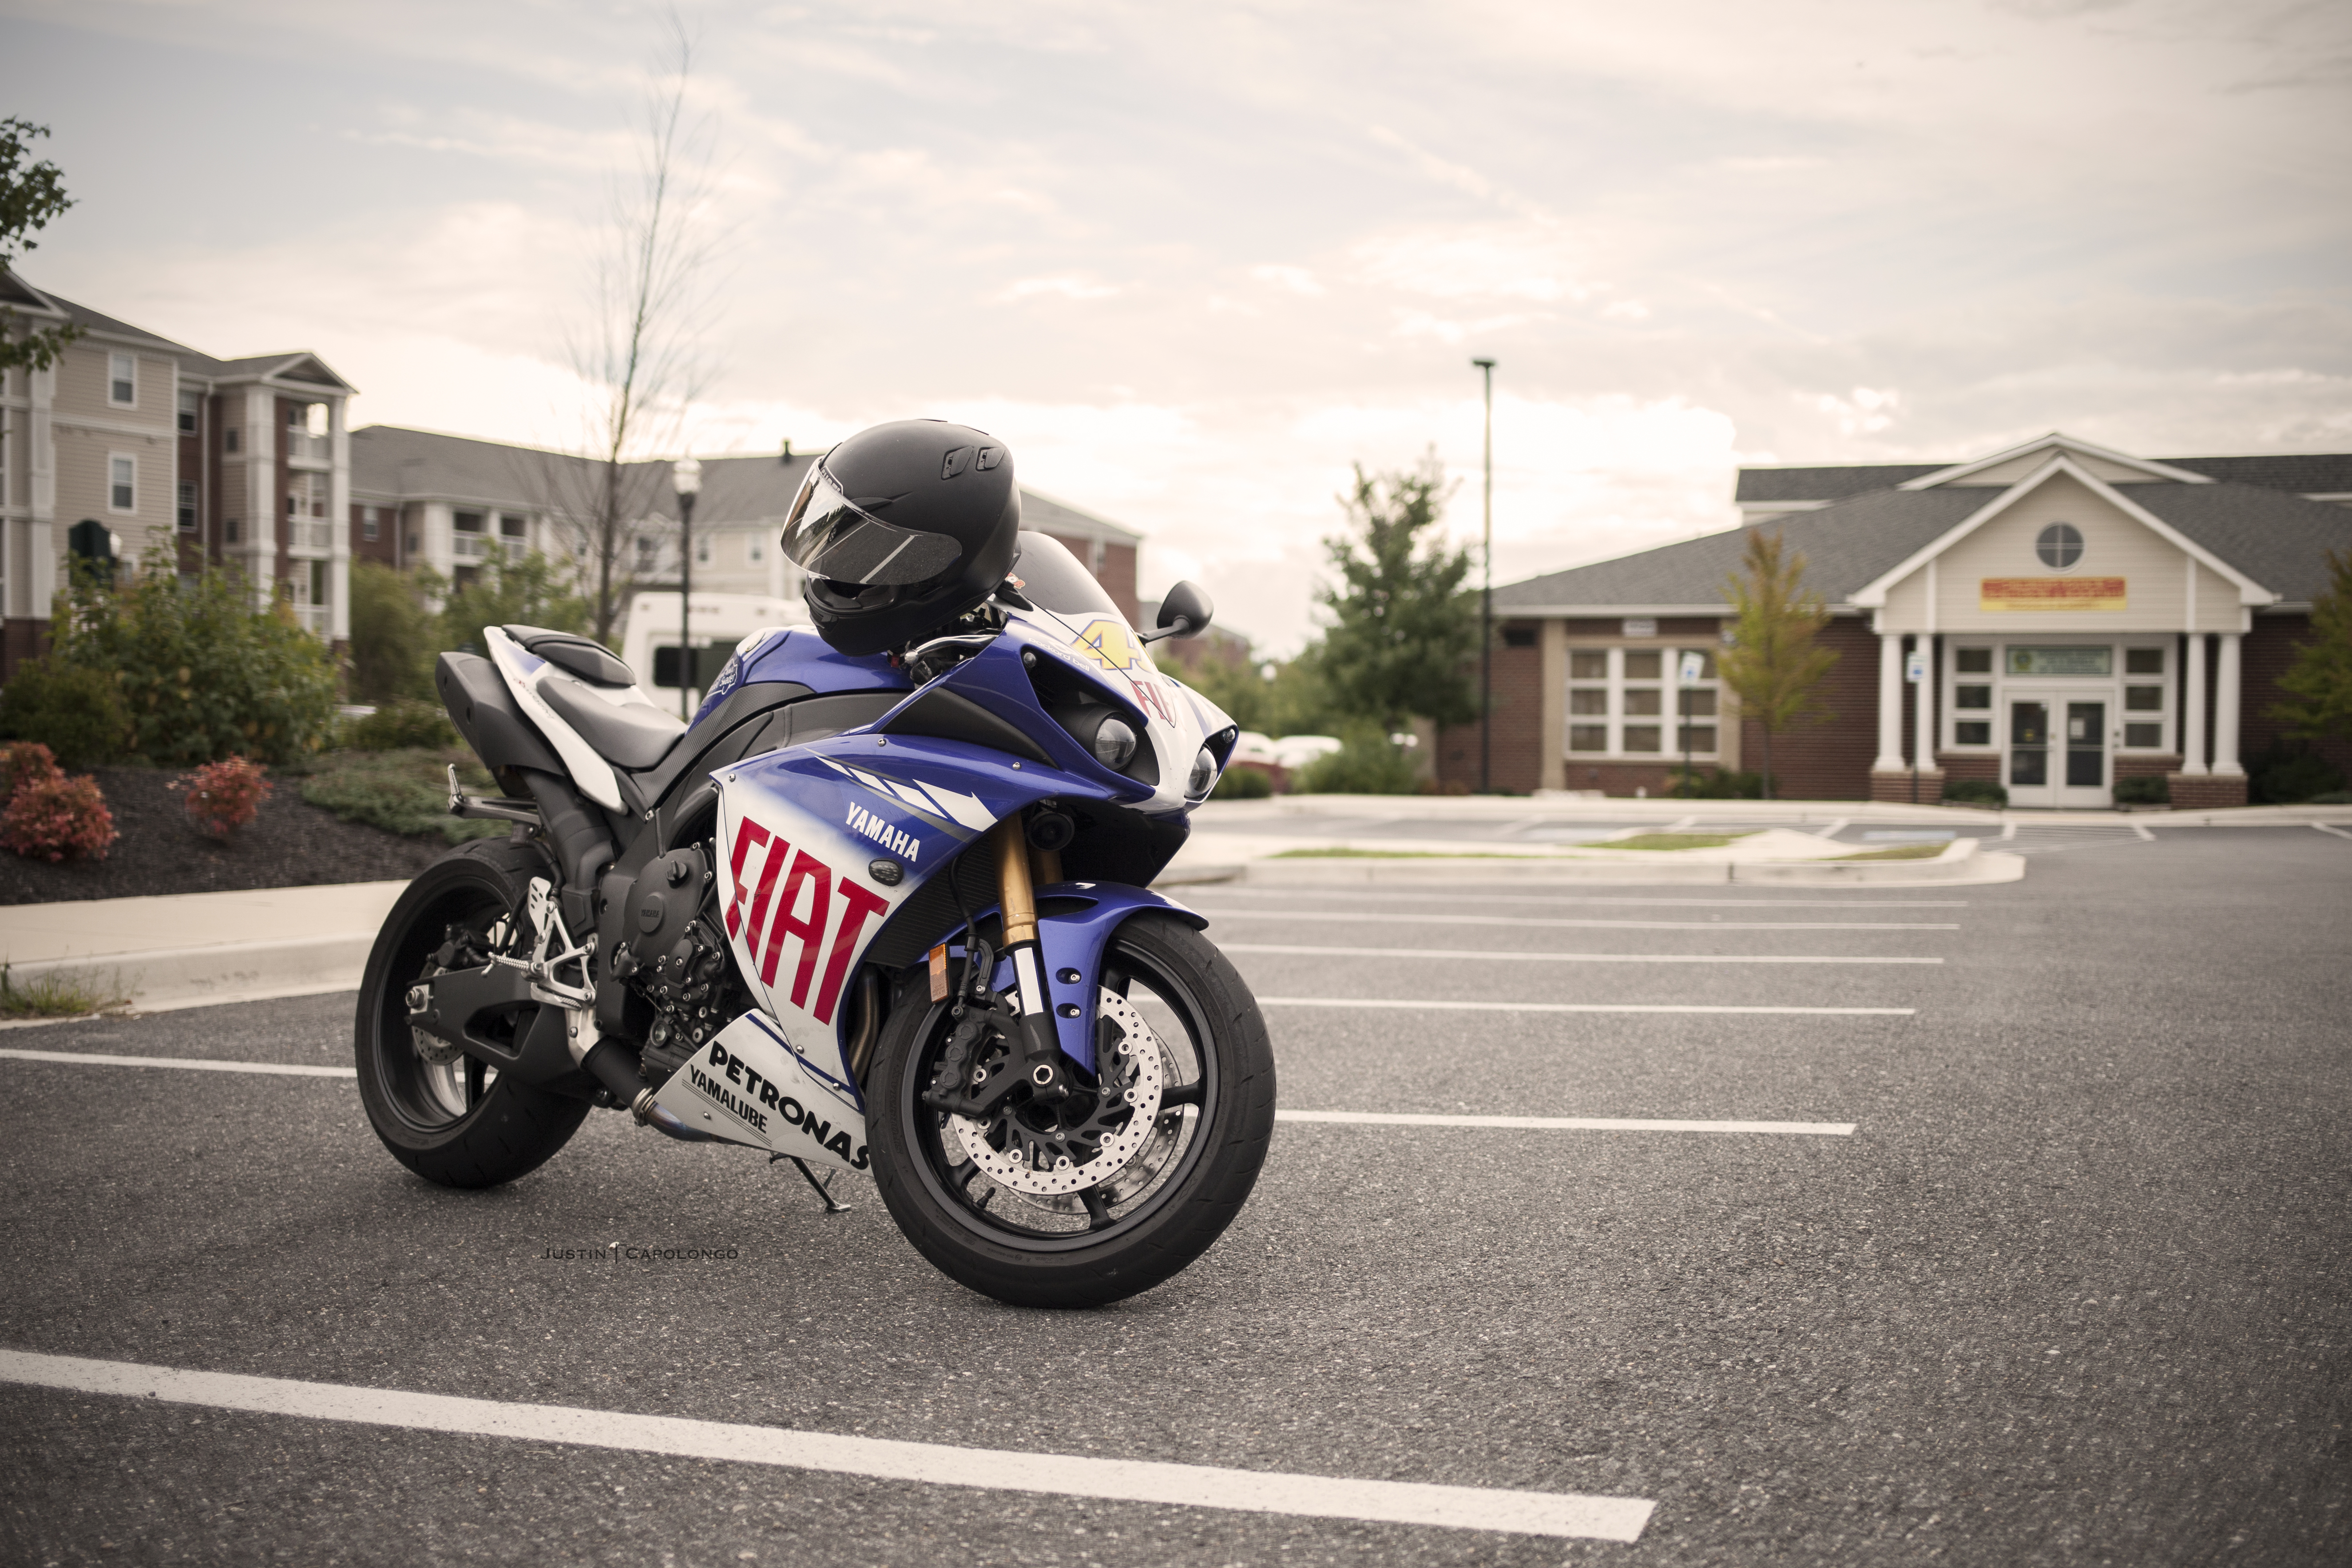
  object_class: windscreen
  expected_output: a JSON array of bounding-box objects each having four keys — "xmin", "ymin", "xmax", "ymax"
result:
[{"xmin": 1011, "ymin": 532, "xmax": 1122, "ymax": 621}]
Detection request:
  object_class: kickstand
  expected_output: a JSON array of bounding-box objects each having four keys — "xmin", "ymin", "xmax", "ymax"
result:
[{"xmin": 772, "ymin": 1153, "xmax": 851, "ymax": 1215}]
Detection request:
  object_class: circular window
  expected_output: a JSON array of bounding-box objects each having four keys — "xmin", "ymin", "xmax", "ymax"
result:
[{"xmin": 2036, "ymin": 522, "xmax": 2084, "ymax": 570}]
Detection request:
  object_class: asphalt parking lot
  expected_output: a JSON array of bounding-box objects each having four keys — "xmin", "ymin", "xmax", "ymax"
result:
[{"xmin": 2, "ymin": 824, "xmax": 2347, "ymax": 1565}]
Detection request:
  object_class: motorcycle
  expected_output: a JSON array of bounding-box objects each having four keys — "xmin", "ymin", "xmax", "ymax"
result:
[{"xmin": 354, "ymin": 533, "xmax": 1275, "ymax": 1307}]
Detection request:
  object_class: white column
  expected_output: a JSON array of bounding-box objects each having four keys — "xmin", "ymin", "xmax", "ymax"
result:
[
  {"xmin": 2213, "ymin": 631, "xmax": 2243, "ymax": 776},
  {"xmin": 1912, "ymin": 634, "xmax": 1936, "ymax": 770},
  {"xmin": 2181, "ymin": 633, "xmax": 2208, "ymax": 775},
  {"xmin": 328, "ymin": 397, "xmax": 351, "ymax": 642},
  {"xmin": 1874, "ymin": 629, "xmax": 1905, "ymax": 772}
]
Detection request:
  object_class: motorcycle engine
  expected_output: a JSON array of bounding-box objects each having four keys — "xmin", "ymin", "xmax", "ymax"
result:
[{"xmin": 609, "ymin": 846, "xmax": 747, "ymax": 1085}]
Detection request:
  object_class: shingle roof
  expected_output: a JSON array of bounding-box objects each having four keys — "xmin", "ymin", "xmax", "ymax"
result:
[
  {"xmin": 1495, "ymin": 488, "xmax": 1988, "ymax": 611},
  {"xmin": 1734, "ymin": 463, "xmax": 1948, "ymax": 504},
  {"xmin": 27, "ymin": 285, "xmax": 199, "ymax": 356},
  {"xmin": 2125, "ymin": 483, "xmax": 2352, "ymax": 604},
  {"xmin": 2158, "ymin": 454, "xmax": 2352, "ymax": 496}
]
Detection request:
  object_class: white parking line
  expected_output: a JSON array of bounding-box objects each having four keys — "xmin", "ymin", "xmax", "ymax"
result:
[
  {"xmin": 1280, "ymin": 1110, "xmax": 1853, "ymax": 1135},
  {"xmin": 1257, "ymin": 996, "xmax": 1913, "ymax": 1016},
  {"xmin": 0, "ymin": 1048, "xmax": 355, "ymax": 1076},
  {"xmin": 2314, "ymin": 822, "xmax": 2352, "ymax": 842},
  {"xmin": 1224, "ymin": 944, "xmax": 1942, "ymax": 966},
  {"xmin": 0, "ymin": 1350, "xmax": 1654, "ymax": 1543},
  {"xmin": 1203, "ymin": 909, "xmax": 1958, "ymax": 932}
]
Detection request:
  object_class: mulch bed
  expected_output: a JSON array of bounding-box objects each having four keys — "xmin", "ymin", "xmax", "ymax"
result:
[{"xmin": 0, "ymin": 765, "xmax": 444, "ymax": 905}]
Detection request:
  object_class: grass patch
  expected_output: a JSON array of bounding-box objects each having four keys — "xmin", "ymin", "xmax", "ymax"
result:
[
  {"xmin": 300, "ymin": 748, "xmax": 509, "ymax": 845},
  {"xmin": 1, "ymin": 963, "xmax": 128, "ymax": 1018},
  {"xmin": 1269, "ymin": 847, "xmax": 1542, "ymax": 859},
  {"xmin": 1825, "ymin": 843, "xmax": 1950, "ymax": 861},
  {"xmin": 1598, "ymin": 832, "xmax": 1755, "ymax": 852}
]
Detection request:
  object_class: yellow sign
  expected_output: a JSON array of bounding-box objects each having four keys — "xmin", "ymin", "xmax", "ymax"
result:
[
  {"xmin": 1980, "ymin": 576, "xmax": 2126, "ymax": 611},
  {"xmin": 1071, "ymin": 617, "xmax": 1146, "ymax": 672}
]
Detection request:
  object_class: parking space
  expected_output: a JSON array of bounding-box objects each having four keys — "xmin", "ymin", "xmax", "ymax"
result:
[{"xmin": 2, "ymin": 826, "xmax": 2348, "ymax": 1564}]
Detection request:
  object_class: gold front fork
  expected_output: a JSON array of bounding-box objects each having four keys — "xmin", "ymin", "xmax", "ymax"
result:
[{"xmin": 993, "ymin": 811, "xmax": 1070, "ymax": 1100}]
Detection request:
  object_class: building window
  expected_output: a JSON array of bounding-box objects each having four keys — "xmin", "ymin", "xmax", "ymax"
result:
[
  {"xmin": 109, "ymin": 455, "xmax": 136, "ymax": 513},
  {"xmin": 2035, "ymin": 523, "xmax": 2084, "ymax": 570},
  {"xmin": 226, "ymin": 518, "xmax": 242, "ymax": 544},
  {"xmin": 361, "ymin": 507, "xmax": 380, "ymax": 542},
  {"xmin": 1566, "ymin": 645, "xmax": 1719, "ymax": 758},
  {"xmin": 453, "ymin": 510, "xmax": 484, "ymax": 533},
  {"xmin": 178, "ymin": 391, "xmax": 198, "ymax": 434},
  {"xmin": 108, "ymin": 353, "xmax": 136, "ymax": 407},
  {"xmin": 223, "ymin": 426, "xmax": 240, "ymax": 454},
  {"xmin": 636, "ymin": 536, "xmax": 658, "ymax": 571},
  {"xmin": 2122, "ymin": 644, "xmax": 2167, "ymax": 749},
  {"xmin": 178, "ymin": 483, "xmax": 197, "ymax": 533},
  {"xmin": 500, "ymin": 512, "xmax": 527, "ymax": 540},
  {"xmin": 694, "ymin": 535, "xmax": 712, "ymax": 566},
  {"xmin": 747, "ymin": 534, "xmax": 765, "ymax": 564},
  {"xmin": 1502, "ymin": 627, "xmax": 1537, "ymax": 648}
]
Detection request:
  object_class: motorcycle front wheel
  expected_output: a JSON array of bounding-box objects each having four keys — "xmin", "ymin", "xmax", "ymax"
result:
[{"xmin": 866, "ymin": 911, "xmax": 1276, "ymax": 1308}]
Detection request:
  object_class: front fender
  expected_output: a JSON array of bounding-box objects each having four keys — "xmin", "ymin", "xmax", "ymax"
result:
[{"xmin": 952, "ymin": 883, "xmax": 1206, "ymax": 1075}]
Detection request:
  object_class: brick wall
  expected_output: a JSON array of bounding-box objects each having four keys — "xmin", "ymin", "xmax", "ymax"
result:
[
  {"xmin": 2242, "ymin": 613, "xmax": 2352, "ymax": 782},
  {"xmin": 1737, "ymin": 614, "xmax": 1879, "ymax": 799},
  {"xmin": 351, "ymin": 502, "xmax": 397, "ymax": 567},
  {"xmin": 1436, "ymin": 621, "xmax": 1545, "ymax": 793}
]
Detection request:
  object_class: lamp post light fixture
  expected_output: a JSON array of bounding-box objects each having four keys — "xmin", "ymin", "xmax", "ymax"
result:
[
  {"xmin": 1471, "ymin": 357, "xmax": 1496, "ymax": 794},
  {"xmin": 673, "ymin": 455, "xmax": 703, "ymax": 718}
]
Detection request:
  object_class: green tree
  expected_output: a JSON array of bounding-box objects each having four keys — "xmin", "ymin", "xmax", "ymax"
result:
[
  {"xmin": 347, "ymin": 561, "xmax": 441, "ymax": 704},
  {"xmin": 0, "ymin": 118, "xmax": 83, "ymax": 374},
  {"xmin": 437, "ymin": 550, "xmax": 590, "ymax": 662},
  {"xmin": 1317, "ymin": 457, "xmax": 1478, "ymax": 733},
  {"xmin": 1166, "ymin": 642, "xmax": 1337, "ymax": 738},
  {"xmin": 52, "ymin": 552, "xmax": 339, "ymax": 766},
  {"xmin": 2272, "ymin": 547, "xmax": 2352, "ymax": 740},
  {"xmin": 1717, "ymin": 528, "xmax": 1838, "ymax": 801}
]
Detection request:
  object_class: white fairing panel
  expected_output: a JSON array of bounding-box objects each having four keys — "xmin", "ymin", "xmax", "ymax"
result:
[
  {"xmin": 651, "ymin": 1012, "xmax": 870, "ymax": 1172},
  {"xmin": 485, "ymin": 625, "xmax": 682, "ymax": 812},
  {"xmin": 1006, "ymin": 603, "xmax": 1237, "ymax": 811}
]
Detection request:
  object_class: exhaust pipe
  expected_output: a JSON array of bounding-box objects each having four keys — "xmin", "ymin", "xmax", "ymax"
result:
[{"xmin": 581, "ymin": 1037, "xmax": 716, "ymax": 1143}]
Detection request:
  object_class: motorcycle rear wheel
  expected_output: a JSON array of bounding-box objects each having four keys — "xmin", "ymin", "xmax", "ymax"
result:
[
  {"xmin": 867, "ymin": 911, "xmax": 1276, "ymax": 1308},
  {"xmin": 354, "ymin": 841, "xmax": 591, "ymax": 1189}
]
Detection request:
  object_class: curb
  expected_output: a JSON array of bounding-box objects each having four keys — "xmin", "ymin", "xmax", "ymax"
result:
[
  {"xmin": 1175, "ymin": 837, "xmax": 2024, "ymax": 888},
  {"xmin": 8, "ymin": 934, "xmax": 376, "ymax": 1013}
]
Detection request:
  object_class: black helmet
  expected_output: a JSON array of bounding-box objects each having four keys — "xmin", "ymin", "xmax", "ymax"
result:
[{"xmin": 782, "ymin": 420, "xmax": 1021, "ymax": 656}]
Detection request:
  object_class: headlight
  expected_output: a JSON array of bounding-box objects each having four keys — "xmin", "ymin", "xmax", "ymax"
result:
[
  {"xmin": 1091, "ymin": 716, "xmax": 1138, "ymax": 770},
  {"xmin": 1188, "ymin": 746, "xmax": 1216, "ymax": 796}
]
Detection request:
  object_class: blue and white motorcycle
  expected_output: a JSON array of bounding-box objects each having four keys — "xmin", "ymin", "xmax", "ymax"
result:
[{"xmin": 355, "ymin": 535, "xmax": 1274, "ymax": 1307}]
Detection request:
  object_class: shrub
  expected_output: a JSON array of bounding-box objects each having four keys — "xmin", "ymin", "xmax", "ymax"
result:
[
  {"xmin": 0, "ymin": 741, "xmax": 63, "ymax": 801},
  {"xmin": 1941, "ymin": 778, "xmax": 2008, "ymax": 807},
  {"xmin": 1295, "ymin": 730, "xmax": 1420, "ymax": 794},
  {"xmin": 51, "ymin": 552, "xmax": 339, "ymax": 766},
  {"xmin": 349, "ymin": 561, "xmax": 441, "ymax": 704},
  {"xmin": 0, "ymin": 659, "xmax": 129, "ymax": 768},
  {"xmin": 2112, "ymin": 774, "xmax": 2170, "ymax": 806},
  {"xmin": 300, "ymin": 748, "xmax": 505, "ymax": 845},
  {"xmin": 2307, "ymin": 790, "xmax": 2352, "ymax": 805},
  {"xmin": 345, "ymin": 699, "xmax": 459, "ymax": 752},
  {"xmin": 1, "ymin": 770, "xmax": 118, "ymax": 861},
  {"xmin": 1669, "ymin": 765, "xmax": 1775, "ymax": 800},
  {"xmin": 1211, "ymin": 764, "xmax": 1274, "ymax": 800},
  {"xmin": 175, "ymin": 755, "xmax": 273, "ymax": 839},
  {"xmin": 2247, "ymin": 740, "xmax": 2347, "ymax": 805}
]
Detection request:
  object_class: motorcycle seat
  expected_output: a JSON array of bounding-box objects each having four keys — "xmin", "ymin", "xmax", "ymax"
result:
[
  {"xmin": 504, "ymin": 624, "xmax": 635, "ymax": 687},
  {"xmin": 535, "ymin": 671, "xmax": 687, "ymax": 771}
]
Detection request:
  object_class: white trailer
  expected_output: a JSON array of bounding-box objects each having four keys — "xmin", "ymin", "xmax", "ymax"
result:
[{"xmin": 619, "ymin": 591, "xmax": 811, "ymax": 716}]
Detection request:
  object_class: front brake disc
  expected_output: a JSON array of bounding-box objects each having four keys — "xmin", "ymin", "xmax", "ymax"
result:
[{"xmin": 951, "ymin": 988, "xmax": 1165, "ymax": 1197}]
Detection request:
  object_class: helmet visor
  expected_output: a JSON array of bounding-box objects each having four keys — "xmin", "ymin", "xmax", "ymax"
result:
[{"xmin": 780, "ymin": 464, "xmax": 964, "ymax": 587}]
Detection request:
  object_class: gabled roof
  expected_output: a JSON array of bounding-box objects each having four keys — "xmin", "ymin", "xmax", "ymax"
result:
[
  {"xmin": 1738, "ymin": 447, "xmax": 2352, "ymax": 505},
  {"xmin": 181, "ymin": 349, "xmax": 357, "ymax": 393},
  {"xmin": 2160, "ymin": 453, "xmax": 2352, "ymax": 497},
  {"xmin": 1735, "ymin": 462, "xmax": 1946, "ymax": 505},
  {"xmin": 2131, "ymin": 482, "xmax": 2352, "ymax": 606},
  {"xmin": 1852, "ymin": 455, "xmax": 2271, "ymax": 607},
  {"xmin": 24, "ymin": 283, "xmax": 199, "ymax": 356},
  {"xmin": 1493, "ymin": 487, "xmax": 1988, "ymax": 614},
  {"xmin": 1895, "ymin": 432, "xmax": 2213, "ymax": 489}
]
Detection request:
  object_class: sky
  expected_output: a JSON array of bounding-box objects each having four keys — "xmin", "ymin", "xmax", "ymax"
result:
[{"xmin": 4, "ymin": 0, "xmax": 2348, "ymax": 652}]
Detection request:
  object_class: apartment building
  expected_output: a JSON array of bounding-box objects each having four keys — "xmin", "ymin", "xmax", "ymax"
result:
[
  {"xmin": 0, "ymin": 270, "xmax": 356, "ymax": 673},
  {"xmin": 349, "ymin": 425, "xmax": 1146, "ymax": 627},
  {"xmin": 1449, "ymin": 433, "xmax": 2352, "ymax": 806}
]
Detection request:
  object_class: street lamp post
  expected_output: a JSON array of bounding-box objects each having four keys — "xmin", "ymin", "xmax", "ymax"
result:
[
  {"xmin": 673, "ymin": 456, "xmax": 702, "ymax": 718},
  {"xmin": 1471, "ymin": 357, "xmax": 1496, "ymax": 794}
]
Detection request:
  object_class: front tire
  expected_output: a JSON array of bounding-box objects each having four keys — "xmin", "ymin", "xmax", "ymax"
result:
[
  {"xmin": 354, "ymin": 840, "xmax": 591, "ymax": 1189},
  {"xmin": 867, "ymin": 912, "xmax": 1276, "ymax": 1308}
]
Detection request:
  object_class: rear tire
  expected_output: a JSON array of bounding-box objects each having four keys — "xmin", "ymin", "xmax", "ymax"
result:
[
  {"xmin": 867, "ymin": 912, "xmax": 1276, "ymax": 1308},
  {"xmin": 354, "ymin": 840, "xmax": 591, "ymax": 1189}
]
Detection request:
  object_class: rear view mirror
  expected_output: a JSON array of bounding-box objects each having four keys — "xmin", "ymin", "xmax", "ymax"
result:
[{"xmin": 1142, "ymin": 580, "xmax": 1214, "ymax": 644}]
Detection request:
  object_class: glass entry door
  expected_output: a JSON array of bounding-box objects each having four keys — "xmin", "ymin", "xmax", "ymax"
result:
[{"xmin": 2006, "ymin": 693, "xmax": 2111, "ymax": 807}]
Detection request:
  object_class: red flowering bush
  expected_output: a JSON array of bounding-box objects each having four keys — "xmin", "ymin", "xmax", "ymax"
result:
[
  {"xmin": 174, "ymin": 755, "xmax": 273, "ymax": 841},
  {"xmin": 1, "ymin": 771, "xmax": 118, "ymax": 862},
  {"xmin": 0, "ymin": 742, "xmax": 63, "ymax": 802}
]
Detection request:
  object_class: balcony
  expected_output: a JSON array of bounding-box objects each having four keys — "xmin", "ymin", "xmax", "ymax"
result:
[
  {"xmin": 293, "ymin": 603, "xmax": 330, "ymax": 637},
  {"xmin": 288, "ymin": 520, "xmax": 337, "ymax": 556},
  {"xmin": 450, "ymin": 532, "xmax": 501, "ymax": 563},
  {"xmin": 285, "ymin": 431, "xmax": 332, "ymax": 467}
]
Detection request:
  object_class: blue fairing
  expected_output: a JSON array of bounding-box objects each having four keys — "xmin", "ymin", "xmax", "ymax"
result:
[
  {"xmin": 693, "ymin": 627, "xmax": 909, "ymax": 726},
  {"xmin": 954, "ymin": 885, "xmax": 1209, "ymax": 1075}
]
